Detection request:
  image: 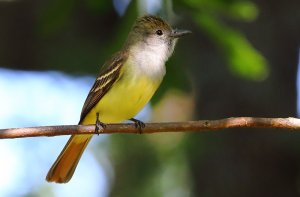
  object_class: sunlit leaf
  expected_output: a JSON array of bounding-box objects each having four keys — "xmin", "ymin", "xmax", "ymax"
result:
[
  {"xmin": 194, "ymin": 13, "xmax": 268, "ymax": 81},
  {"xmin": 180, "ymin": 0, "xmax": 258, "ymax": 21},
  {"xmin": 225, "ymin": 30, "xmax": 268, "ymax": 80},
  {"xmin": 227, "ymin": 1, "xmax": 258, "ymax": 21}
]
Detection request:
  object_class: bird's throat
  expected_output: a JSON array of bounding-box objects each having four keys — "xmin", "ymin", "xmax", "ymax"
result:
[{"xmin": 127, "ymin": 42, "xmax": 170, "ymax": 80}]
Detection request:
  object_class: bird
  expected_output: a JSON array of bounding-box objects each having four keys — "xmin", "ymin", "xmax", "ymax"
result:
[{"xmin": 46, "ymin": 15, "xmax": 191, "ymax": 183}]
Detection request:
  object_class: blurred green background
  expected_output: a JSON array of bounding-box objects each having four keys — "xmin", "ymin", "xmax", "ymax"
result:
[{"xmin": 1, "ymin": 0, "xmax": 300, "ymax": 196}]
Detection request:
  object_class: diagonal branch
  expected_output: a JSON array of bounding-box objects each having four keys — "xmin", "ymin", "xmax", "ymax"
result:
[{"xmin": 1, "ymin": 117, "xmax": 300, "ymax": 139}]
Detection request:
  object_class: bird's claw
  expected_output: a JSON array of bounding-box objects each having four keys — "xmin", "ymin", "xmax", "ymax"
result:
[
  {"xmin": 95, "ymin": 113, "xmax": 106, "ymax": 135},
  {"xmin": 129, "ymin": 118, "xmax": 145, "ymax": 133}
]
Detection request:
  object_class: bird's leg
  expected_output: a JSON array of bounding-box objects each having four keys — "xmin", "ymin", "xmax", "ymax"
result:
[
  {"xmin": 95, "ymin": 112, "xmax": 106, "ymax": 135},
  {"xmin": 129, "ymin": 118, "xmax": 145, "ymax": 133}
]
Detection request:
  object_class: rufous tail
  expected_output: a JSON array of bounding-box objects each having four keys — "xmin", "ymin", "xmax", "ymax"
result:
[{"xmin": 46, "ymin": 134, "xmax": 92, "ymax": 183}]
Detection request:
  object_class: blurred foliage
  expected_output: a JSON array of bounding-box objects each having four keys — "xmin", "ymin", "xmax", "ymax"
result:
[
  {"xmin": 182, "ymin": 0, "xmax": 258, "ymax": 21},
  {"xmin": 1, "ymin": 0, "xmax": 299, "ymax": 196},
  {"xmin": 106, "ymin": 135, "xmax": 162, "ymax": 197},
  {"xmin": 195, "ymin": 12, "xmax": 268, "ymax": 80},
  {"xmin": 38, "ymin": 0, "xmax": 76, "ymax": 36},
  {"xmin": 31, "ymin": 0, "xmax": 269, "ymax": 108},
  {"xmin": 34, "ymin": 0, "xmax": 269, "ymax": 84},
  {"xmin": 179, "ymin": 0, "xmax": 268, "ymax": 81}
]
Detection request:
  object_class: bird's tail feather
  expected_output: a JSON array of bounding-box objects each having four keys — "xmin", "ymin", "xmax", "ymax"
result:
[{"xmin": 46, "ymin": 134, "xmax": 92, "ymax": 183}]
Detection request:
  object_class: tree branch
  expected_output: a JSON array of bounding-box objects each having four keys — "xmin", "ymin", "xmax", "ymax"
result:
[{"xmin": 1, "ymin": 117, "xmax": 300, "ymax": 139}]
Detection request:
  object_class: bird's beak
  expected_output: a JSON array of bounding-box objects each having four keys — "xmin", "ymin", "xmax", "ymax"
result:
[{"xmin": 170, "ymin": 29, "xmax": 192, "ymax": 38}]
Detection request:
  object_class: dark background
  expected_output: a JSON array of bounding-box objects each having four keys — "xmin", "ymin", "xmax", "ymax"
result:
[{"xmin": 1, "ymin": 0, "xmax": 300, "ymax": 196}]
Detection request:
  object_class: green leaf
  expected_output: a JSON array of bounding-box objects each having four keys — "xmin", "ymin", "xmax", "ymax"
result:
[
  {"xmin": 181, "ymin": 0, "xmax": 258, "ymax": 21},
  {"xmin": 225, "ymin": 30, "xmax": 268, "ymax": 80},
  {"xmin": 227, "ymin": 1, "xmax": 258, "ymax": 21},
  {"xmin": 195, "ymin": 13, "xmax": 268, "ymax": 81}
]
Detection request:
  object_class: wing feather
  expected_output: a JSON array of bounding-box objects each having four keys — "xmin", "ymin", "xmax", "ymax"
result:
[{"xmin": 79, "ymin": 51, "xmax": 128, "ymax": 123}]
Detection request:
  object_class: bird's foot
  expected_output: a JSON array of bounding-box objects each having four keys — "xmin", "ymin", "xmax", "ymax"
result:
[
  {"xmin": 95, "ymin": 112, "xmax": 106, "ymax": 135},
  {"xmin": 129, "ymin": 118, "xmax": 145, "ymax": 134}
]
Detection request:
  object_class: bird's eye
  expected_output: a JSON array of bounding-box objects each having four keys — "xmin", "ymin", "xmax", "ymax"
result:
[{"xmin": 156, "ymin": 30, "xmax": 163, "ymax": 36}]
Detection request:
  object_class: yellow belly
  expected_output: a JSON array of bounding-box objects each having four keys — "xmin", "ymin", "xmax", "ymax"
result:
[{"xmin": 81, "ymin": 74, "xmax": 162, "ymax": 125}]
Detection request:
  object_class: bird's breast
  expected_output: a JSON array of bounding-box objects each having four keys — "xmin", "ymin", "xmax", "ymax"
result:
[{"xmin": 83, "ymin": 64, "xmax": 163, "ymax": 124}]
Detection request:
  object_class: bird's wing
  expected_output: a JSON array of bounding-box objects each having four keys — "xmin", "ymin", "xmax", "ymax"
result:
[{"xmin": 79, "ymin": 51, "xmax": 128, "ymax": 123}]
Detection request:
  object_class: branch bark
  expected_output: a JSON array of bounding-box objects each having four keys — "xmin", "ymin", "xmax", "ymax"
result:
[{"xmin": 1, "ymin": 117, "xmax": 300, "ymax": 139}]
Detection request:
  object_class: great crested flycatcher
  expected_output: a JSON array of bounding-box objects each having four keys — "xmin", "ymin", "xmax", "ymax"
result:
[{"xmin": 46, "ymin": 15, "xmax": 190, "ymax": 183}]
